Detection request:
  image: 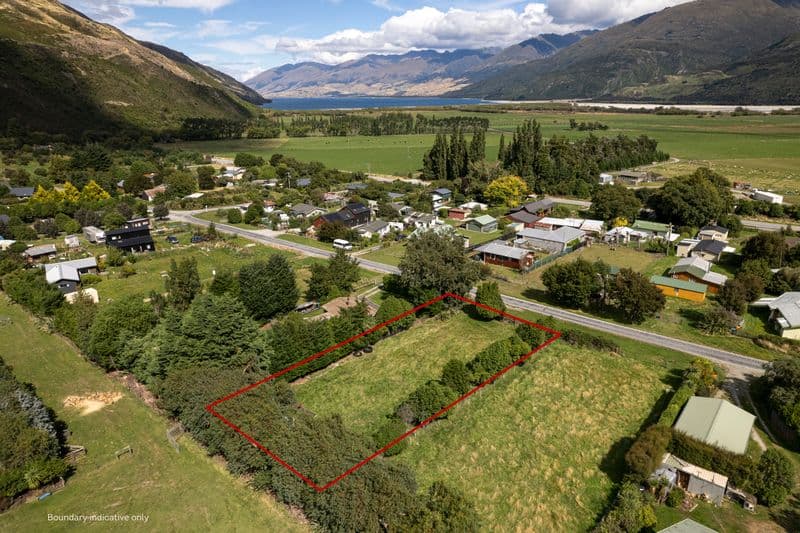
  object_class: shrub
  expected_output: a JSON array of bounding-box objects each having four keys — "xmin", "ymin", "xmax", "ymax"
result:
[
  {"xmin": 372, "ymin": 417, "xmax": 408, "ymax": 456},
  {"xmin": 473, "ymin": 281, "xmax": 505, "ymax": 320},
  {"xmin": 657, "ymin": 381, "xmax": 697, "ymax": 427},
  {"xmin": 441, "ymin": 359, "xmax": 472, "ymax": 395},
  {"xmin": 666, "ymin": 486, "xmax": 685, "ymax": 508},
  {"xmin": 625, "ymin": 424, "xmax": 672, "ymax": 479},
  {"xmin": 754, "ymin": 449, "xmax": 794, "ymax": 506},
  {"xmin": 226, "ymin": 208, "xmax": 242, "ymax": 224},
  {"xmin": 398, "ymin": 381, "xmax": 459, "ymax": 425},
  {"xmin": 515, "ymin": 323, "xmax": 546, "ymax": 348},
  {"xmin": 80, "ymin": 274, "xmax": 101, "ymax": 286},
  {"xmin": 669, "ymin": 430, "xmax": 758, "ymax": 489},
  {"xmin": 467, "ymin": 338, "xmax": 513, "ymax": 383},
  {"xmin": 561, "ymin": 329, "xmax": 620, "ymax": 353}
]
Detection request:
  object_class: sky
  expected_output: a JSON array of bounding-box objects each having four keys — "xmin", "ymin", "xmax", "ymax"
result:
[{"xmin": 62, "ymin": 0, "xmax": 691, "ymax": 81}]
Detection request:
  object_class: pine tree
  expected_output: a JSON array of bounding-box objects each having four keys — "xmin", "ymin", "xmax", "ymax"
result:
[
  {"xmin": 166, "ymin": 257, "xmax": 201, "ymax": 311},
  {"xmin": 238, "ymin": 255, "xmax": 299, "ymax": 321},
  {"xmin": 469, "ymin": 129, "xmax": 486, "ymax": 164}
]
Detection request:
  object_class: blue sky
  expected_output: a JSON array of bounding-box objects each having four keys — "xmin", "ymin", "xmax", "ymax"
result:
[{"xmin": 63, "ymin": 1, "xmax": 689, "ymax": 80}]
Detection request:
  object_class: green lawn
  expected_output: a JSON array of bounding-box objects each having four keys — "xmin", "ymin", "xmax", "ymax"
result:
[
  {"xmin": 194, "ymin": 210, "xmax": 255, "ymax": 230},
  {"xmin": 161, "ymin": 110, "xmax": 800, "ymax": 196},
  {"xmin": 360, "ymin": 242, "xmax": 407, "ymax": 266},
  {"xmin": 293, "ymin": 314, "xmax": 515, "ymax": 435},
  {"xmin": 276, "ymin": 233, "xmax": 334, "ymax": 252},
  {"xmin": 0, "ymin": 297, "xmax": 307, "ymax": 532},
  {"xmin": 456, "ymin": 228, "xmax": 504, "ymax": 246}
]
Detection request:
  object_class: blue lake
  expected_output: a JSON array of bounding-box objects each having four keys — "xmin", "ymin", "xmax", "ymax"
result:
[{"xmin": 261, "ymin": 96, "xmax": 488, "ymax": 111}]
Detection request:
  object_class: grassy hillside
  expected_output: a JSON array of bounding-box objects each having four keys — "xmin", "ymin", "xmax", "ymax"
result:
[
  {"xmin": 456, "ymin": 0, "xmax": 800, "ymax": 101},
  {"xmin": 0, "ymin": 0, "xmax": 259, "ymax": 134},
  {"xmin": 0, "ymin": 297, "xmax": 307, "ymax": 532}
]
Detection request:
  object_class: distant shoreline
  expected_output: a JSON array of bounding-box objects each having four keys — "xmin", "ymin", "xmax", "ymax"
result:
[{"xmin": 487, "ymin": 99, "xmax": 799, "ymax": 113}]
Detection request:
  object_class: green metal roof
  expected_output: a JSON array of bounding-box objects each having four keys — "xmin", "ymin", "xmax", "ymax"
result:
[
  {"xmin": 633, "ymin": 220, "xmax": 670, "ymax": 232},
  {"xmin": 674, "ymin": 397, "xmax": 755, "ymax": 454},
  {"xmin": 471, "ymin": 215, "xmax": 497, "ymax": 226},
  {"xmin": 657, "ymin": 518, "xmax": 718, "ymax": 533},
  {"xmin": 650, "ymin": 275, "xmax": 707, "ymax": 293},
  {"xmin": 670, "ymin": 264, "xmax": 707, "ymax": 280}
]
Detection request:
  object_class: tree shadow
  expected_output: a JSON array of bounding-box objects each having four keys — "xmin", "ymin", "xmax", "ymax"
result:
[{"xmin": 677, "ymin": 306, "xmax": 706, "ymax": 329}]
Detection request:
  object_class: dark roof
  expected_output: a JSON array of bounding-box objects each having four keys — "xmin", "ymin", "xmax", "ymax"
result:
[
  {"xmin": 8, "ymin": 187, "xmax": 34, "ymax": 197},
  {"xmin": 700, "ymin": 225, "xmax": 728, "ymax": 234},
  {"xmin": 319, "ymin": 211, "xmax": 348, "ymax": 224},
  {"xmin": 515, "ymin": 198, "xmax": 555, "ymax": 215},
  {"xmin": 506, "ymin": 210, "xmax": 541, "ymax": 224},
  {"xmin": 433, "ymin": 187, "xmax": 452, "ymax": 196},
  {"xmin": 108, "ymin": 235, "xmax": 155, "ymax": 248},
  {"xmin": 345, "ymin": 202, "xmax": 370, "ymax": 216},
  {"xmin": 693, "ymin": 239, "xmax": 726, "ymax": 255}
]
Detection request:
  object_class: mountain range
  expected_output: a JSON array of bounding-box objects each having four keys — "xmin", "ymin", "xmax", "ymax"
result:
[
  {"xmin": 244, "ymin": 32, "xmax": 596, "ymax": 98},
  {"xmin": 0, "ymin": 0, "xmax": 264, "ymax": 135},
  {"xmin": 454, "ymin": 0, "xmax": 800, "ymax": 103}
]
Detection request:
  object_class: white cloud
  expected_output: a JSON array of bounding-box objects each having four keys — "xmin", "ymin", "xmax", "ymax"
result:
[
  {"xmin": 124, "ymin": 25, "xmax": 181, "ymax": 42},
  {"xmin": 120, "ymin": 0, "xmax": 235, "ymax": 10},
  {"xmin": 271, "ymin": 4, "xmax": 581, "ymax": 63},
  {"xmin": 65, "ymin": 1, "xmax": 136, "ymax": 26},
  {"xmin": 546, "ymin": 0, "xmax": 692, "ymax": 26},
  {"xmin": 371, "ymin": 0, "xmax": 402, "ymax": 12}
]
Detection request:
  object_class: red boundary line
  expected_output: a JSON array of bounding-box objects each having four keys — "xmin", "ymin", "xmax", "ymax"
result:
[{"xmin": 206, "ymin": 292, "xmax": 561, "ymax": 492}]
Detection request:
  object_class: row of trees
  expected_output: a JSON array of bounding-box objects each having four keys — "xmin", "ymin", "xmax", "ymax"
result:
[
  {"xmin": 422, "ymin": 128, "xmax": 487, "ymax": 182},
  {"xmin": 285, "ymin": 112, "xmax": 489, "ymax": 137},
  {"xmin": 0, "ymin": 358, "xmax": 70, "ymax": 499}
]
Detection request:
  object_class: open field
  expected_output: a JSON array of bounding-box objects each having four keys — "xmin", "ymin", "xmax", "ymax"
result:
[
  {"xmin": 485, "ymin": 244, "xmax": 777, "ymax": 360},
  {"xmin": 162, "ymin": 110, "xmax": 800, "ymax": 195},
  {"xmin": 360, "ymin": 242, "xmax": 407, "ymax": 266},
  {"xmin": 293, "ymin": 313, "xmax": 515, "ymax": 435},
  {"xmin": 390, "ymin": 331, "xmax": 667, "ymax": 532},
  {"xmin": 0, "ymin": 297, "xmax": 307, "ymax": 532}
]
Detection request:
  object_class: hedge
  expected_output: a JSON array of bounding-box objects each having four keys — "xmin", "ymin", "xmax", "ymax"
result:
[
  {"xmin": 561, "ymin": 329, "xmax": 620, "ymax": 353},
  {"xmin": 657, "ymin": 381, "xmax": 697, "ymax": 427},
  {"xmin": 669, "ymin": 430, "xmax": 757, "ymax": 489}
]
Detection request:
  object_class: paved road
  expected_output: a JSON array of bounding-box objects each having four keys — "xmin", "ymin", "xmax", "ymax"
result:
[
  {"xmin": 741, "ymin": 219, "xmax": 800, "ymax": 232},
  {"xmin": 173, "ymin": 209, "xmax": 764, "ymax": 373},
  {"xmin": 500, "ymin": 295, "xmax": 765, "ymax": 373},
  {"xmin": 171, "ymin": 210, "xmax": 400, "ymax": 275}
]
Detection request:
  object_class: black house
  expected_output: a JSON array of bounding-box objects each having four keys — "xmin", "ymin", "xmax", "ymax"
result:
[
  {"xmin": 314, "ymin": 203, "xmax": 372, "ymax": 229},
  {"xmin": 106, "ymin": 217, "xmax": 155, "ymax": 252}
]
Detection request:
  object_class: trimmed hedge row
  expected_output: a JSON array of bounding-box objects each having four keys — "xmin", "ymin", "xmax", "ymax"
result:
[
  {"xmin": 561, "ymin": 329, "xmax": 621, "ymax": 353},
  {"xmin": 657, "ymin": 381, "xmax": 697, "ymax": 427}
]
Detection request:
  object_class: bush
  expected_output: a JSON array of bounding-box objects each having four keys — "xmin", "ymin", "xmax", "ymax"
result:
[
  {"xmin": 398, "ymin": 381, "xmax": 459, "ymax": 425},
  {"xmin": 625, "ymin": 424, "xmax": 672, "ymax": 478},
  {"xmin": 561, "ymin": 329, "xmax": 620, "ymax": 353},
  {"xmin": 754, "ymin": 449, "xmax": 794, "ymax": 506},
  {"xmin": 473, "ymin": 281, "xmax": 505, "ymax": 320},
  {"xmin": 372, "ymin": 417, "xmax": 408, "ymax": 456},
  {"xmin": 79, "ymin": 274, "xmax": 101, "ymax": 286},
  {"xmin": 441, "ymin": 359, "xmax": 472, "ymax": 395},
  {"xmin": 515, "ymin": 323, "xmax": 546, "ymax": 348},
  {"xmin": 666, "ymin": 486, "xmax": 685, "ymax": 508},
  {"xmin": 467, "ymin": 338, "xmax": 513, "ymax": 383},
  {"xmin": 669, "ymin": 430, "xmax": 758, "ymax": 489},
  {"xmin": 226, "ymin": 208, "xmax": 242, "ymax": 224},
  {"xmin": 657, "ymin": 381, "xmax": 697, "ymax": 427}
]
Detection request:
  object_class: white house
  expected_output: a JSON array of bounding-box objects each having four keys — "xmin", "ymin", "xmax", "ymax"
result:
[
  {"xmin": 599, "ymin": 173, "xmax": 614, "ymax": 185},
  {"xmin": 753, "ymin": 292, "xmax": 800, "ymax": 339}
]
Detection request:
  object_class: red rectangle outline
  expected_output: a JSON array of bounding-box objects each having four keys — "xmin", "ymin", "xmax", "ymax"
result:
[{"xmin": 206, "ymin": 292, "xmax": 561, "ymax": 492}]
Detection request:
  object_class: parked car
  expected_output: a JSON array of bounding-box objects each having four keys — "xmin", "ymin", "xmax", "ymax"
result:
[
  {"xmin": 190, "ymin": 235, "xmax": 205, "ymax": 243},
  {"xmin": 166, "ymin": 235, "xmax": 179, "ymax": 244}
]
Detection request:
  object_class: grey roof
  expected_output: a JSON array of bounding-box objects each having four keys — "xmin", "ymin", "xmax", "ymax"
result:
[
  {"xmin": 477, "ymin": 242, "xmax": 530, "ymax": 260},
  {"xmin": 345, "ymin": 182, "xmax": 368, "ymax": 190},
  {"xmin": 45, "ymin": 264, "xmax": 79, "ymax": 284},
  {"xmin": 295, "ymin": 178, "xmax": 311, "ymax": 187},
  {"xmin": 387, "ymin": 192, "xmax": 405, "ymax": 200},
  {"xmin": 23, "ymin": 244, "xmax": 57, "ymax": 257},
  {"xmin": 469, "ymin": 215, "xmax": 497, "ymax": 227},
  {"xmin": 700, "ymin": 225, "xmax": 728, "ymax": 234},
  {"xmin": 671, "ymin": 256, "xmax": 711, "ymax": 275},
  {"xmin": 433, "ymin": 187, "xmax": 452, "ymax": 196},
  {"xmin": 518, "ymin": 226, "xmax": 584, "ymax": 244},
  {"xmin": 767, "ymin": 292, "xmax": 800, "ymax": 328},
  {"xmin": 8, "ymin": 187, "xmax": 34, "ymax": 197},
  {"xmin": 506, "ymin": 210, "xmax": 541, "ymax": 224},
  {"xmin": 0, "ymin": 214, "xmax": 9, "ymax": 224},
  {"xmin": 46, "ymin": 257, "xmax": 98, "ymax": 271},
  {"xmin": 358, "ymin": 220, "xmax": 390, "ymax": 233},
  {"xmin": 290, "ymin": 203, "xmax": 322, "ymax": 216},
  {"xmin": 702, "ymin": 271, "xmax": 728, "ymax": 287},
  {"xmin": 515, "ymin": 198, "xmax": 554, "ymax": 215},
  {"xmin": 657, "ymin": 518, "xmax": 718, "ymax": 533},
  {"xmin": 693, "ymin": 239, "xmax": 726, "ymax": 256},
  {"xmin": 674, "ymin": 396, "xmax": 755, "ymax": 455}
]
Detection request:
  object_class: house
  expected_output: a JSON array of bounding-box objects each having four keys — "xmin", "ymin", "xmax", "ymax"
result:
[
  {"xmin": 387, "ymin": 192, "xmax": 406, "ymax": 201},
  {"xmin": 752, "ymin": 190, "xmax": 783, "ymax": 204},
  {"xmin": 674, "ymin": 396, "xmax": 755, "ymax": 454},
  {"xmin": 509, "ymin": 198, "xmax": 555, "ymax": 217},
  {"xmin": 448, "ymin": 207, "xmax": 470, "ymax": 220},
  {"xmin": 263, "ymin": 199, "xmax": 277, "ymax": 212},
  {"xmin": 505, "ymin": 210, "xmax": 541, "ymax": 228},
  {"xmin": 676, "ymin": 238, "xmax": 701, "ymax": 258},
  {"xmin": 8, "ymin": 187, "xmax": 34, "ymax": 199},
  {"xmin": 516, "ymin": 227, "xmax": 584, "ymax": 253},
  {"xmin": 465, "ymin": 215, "xmax": 498, "ymax": 233},
  {"xmin": 599, "ymin": 173, "xmax": 614, "ymax": 185},
  {"xmin": 289, "ymin": 203, "xmax": 325, "ymax": 219},
  {"xmin": 22, "ymin": 244, "xmax": 57, "ymax": 263},
  {"xmin": 476, "ymin": 242, "xmax": 535, "ymax": 270},
  {"xmin": 295, "ymin": 178, "xmax": 311, "ymax": 188},
  {"xmin": 650, "ymin": 275, "xmax": 707, "ymax": 302},
  {"xmin": 405, "ymin": 213, "xmax": 441, "ymax": 231},
  {"xmin": 669, "ymin": 257, "xmax": 727, "ymax": 293},
  {"xmin": 344, "ymin": 182, "xmax": 368, "ymax": 192},
  {"xmin": 432, "ymin": 188, "xmax": 452, "ymax": 210},
  {"xmin": 604, "ymin": 226, "xmax": 650, "ymax": 245},
  {"xmin": 616, "ymin": 171, "xmax": 648, "ymax": 185},
  {"xmin": 654, "ymin": 453, "xmax": 728, "ymax": 506},
  {"xmin": 632, "ymin": 220, "xmax": 670, "ymax": 237},
  {"xmin": 0, "ymin": 239, "xmax": 17, "ymax": 251},
  {"xmin": 357, "ymin": 220, "xmax": 403, "ymax": 239},
  {"xmin": 657, "ymin": 518, "xmax": 718, "ymax": 533},
  {"xmin": 753, "ymin": 292, "xmax": 800, "ymax": 338},
  {"xmin": 691, "ymin": 239, "xmax": 728, "ymax": 262},
  {"xmin": 83, "ymin": 226, "xmax": 106, "ymax": 244},
  {"xmin": 698, "ymin": 225, "xmax": 729, "ymax": 242},
  {"xmin": 106, "ymin": 218, "xmax": 155, "ymax": 253},
  {"xmin": 141, "ymin": 184, "xmax": 166, "ymax": 202},
  {"xmin": 43, "ymin": 257, "xmax": 98, "ymax": 295},
  {"xmin": 580, "ymin": 219, "xmax": 605, "ymax": 236},
  {"xmin": 460, "ymin": 201, "xmax": 487, "ymax": 211},
  {"xmin": 64, "ymin": 234, "xmax": 80, "ymax": 249},
  {"xmin": 533, "ymin": 217, "xmax": 583, "ymax": 230},
  {"xmin": 313, "ymin": 203, "xmax": 371, "ymax": 229},
  {"xmin": 388, "ymin": 202, "xmax": 414, "ymax": 216},
  {"xmin": 411, "ymin": 222, "xmax": 465, "ymax": 245},
  {"xmin": 322, "ymin": 192, "xmax": 345, "ymax": 206}
]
